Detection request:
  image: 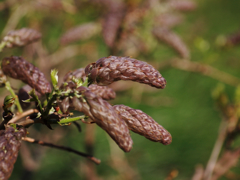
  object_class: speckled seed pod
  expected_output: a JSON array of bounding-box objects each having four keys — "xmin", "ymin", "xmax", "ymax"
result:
[
  {"xmin": 113, "ymin": 105, "xmax": 172, "ymax": 145},
  {"xmin": 155, "ymin": 13, "xmax": 184, "ymax": 29},
  {"xmin": 60, "ymin": 22, "xmax": 100, "ymax": 45},
  {"xmin": 152, "ymin": 27, "xmax": 190, "ymax": 59},
  {"xmin": 1, "ymin": 56, "xmax": 51, "ymax": 95},
  {"xmin": 168, "ymin": 0, "xmax": 197, "ymax": 11},
  {"xmin": 102, "ymin": 11, "xmax": 123, "ymax": 47},
  {"xmin": 74, "ymin": 86, "xmax": 133, "ymax": 152},
  {"xmin": 0, "ymin": 127, "xmax": 27, "ymax": 180},
  {"xmin": 2, "ymin": 28, "xmax": 41, "ymax": 48},
  {"xmin": 85, "ymin": 56, "xmax": 166, "ymax": 89},
  {"xmin": 88, "ymin": 84, "xmax": 116, "ymax": 100},
  {"xmin": 63, "ymin": 68, "xmax": 86, "ymax": 82}
]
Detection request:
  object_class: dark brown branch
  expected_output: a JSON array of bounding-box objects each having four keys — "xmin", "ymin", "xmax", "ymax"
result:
[{"xmin": 22, "ymin": 137, "xmax": 101, "ymax": 165}]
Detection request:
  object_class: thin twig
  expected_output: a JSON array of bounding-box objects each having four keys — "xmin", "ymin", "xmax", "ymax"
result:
[
  {"xmin": 8, "ymin": 109, "xmax": 39, "ymax": 124},
  {"xmin": 203, "ymin": 120, "xmax": 228, "ymax": 180},
  {"xmin": 22, "ymin": 137, "xmax": 101, "ymax": 165},
  {"xmin": 158, "ymin": 59, "xmax": 240, "ymax": 87}
]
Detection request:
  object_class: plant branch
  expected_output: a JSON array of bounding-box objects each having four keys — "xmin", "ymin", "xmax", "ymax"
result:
[
  {"xmin": 58, "ymin": 115, "xmax": 86, "ymax": 125},
  {"xmin": 0, "ymin": 41, "xmax": 6, "ymax": 52},
  {"xmin": 8, "ymin": 109, "xmax": 39, "ymax": 124},
  {"xmin": 22, "ymin": 137, "xmax": 101, "ymax": 165},
  {"xmin": 158, "ymin": 59, "xmax": 240, "ymax": 87},
  {"xmin": 203, "ymin": 119, "xmax": 228, "ymax": 180}
]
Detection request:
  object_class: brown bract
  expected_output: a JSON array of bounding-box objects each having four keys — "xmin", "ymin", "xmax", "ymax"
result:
[
  {"xmin": 0, "ymin": 127, "xmax": 26, "ymax": 180},
  {"xmin": 1, "ymin": 56, "xmax": 51, "ymax": 95},
  {"xmin": 3, "ymin": 28, "xmax": 41, "ymax": 48},
  {"xmin": 113, "ymin": 105, "xmax": 172, "ymax": 145},
  {"xmin": 85, "ymin": 56, "xmax": 166, "ymax": 88}
]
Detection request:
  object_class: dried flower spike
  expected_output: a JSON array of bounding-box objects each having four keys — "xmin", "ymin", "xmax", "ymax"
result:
[
  {"xmin": 168, "ymin": 0, "xmax": 197, "ymax": 11},
  {"xmin": 60, "ymin": 22, "xmax": 100, "ymax": 45},
  {"xmin": 0, "ymin": 127, "xmax": 26, "ymax": 180},
  {"xmin": 113, "ymin": 105, "xmax": 172, "ymax": 145},
  {"xmin": 77, "ymin": 86, "xmax": 133, "ymax": 152},
  {"xmin": 152, "ymin": 27, "xmax": 190, "ymax": 59},
  {"xmin": 1, "ymin": 56, "xmax": 51, "ymax": 95},
  {"xmin": 85, "ymin": 56, "xmax": 166, "ymax": 89},
  {"xmin": 2, "ymin": 28, "xmax": 41, "ymax": 48},
  {"xmin": 59, "ymin": 85, "xmax": 133, "ymax": 152}
]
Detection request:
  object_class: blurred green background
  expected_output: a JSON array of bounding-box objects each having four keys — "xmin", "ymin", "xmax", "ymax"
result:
[{"xmin": 1, "ymin": 0, "xmax": 240, "ymax": 179}]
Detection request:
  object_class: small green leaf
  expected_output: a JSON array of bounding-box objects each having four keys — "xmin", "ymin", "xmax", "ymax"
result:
[
  {"xmin": 51, "ymin": 69, "xmax": 58, "ymax": 88},
  {"xmin": 36, "ymin": 112, "xmax": 42, "ymax": 118},
  {"xmin": 8, "ymin": 123, "xmax": 17, "ymax": 130},
  {"xmin": 29, "ymin": 89, "xmax": 43, "ymax": 113},
  {"xmin": 22, "ymin": 98, "xmax": 36, "ymax": 103},
  {"xmin": 81, "ymin": 77, "xmax": 88, "ymax": 87},
  {"xmin": 72, "ymin": 77, "xmax": 83, "ymax": 87},
  {"xmin": 49, "ymin": 107, "xmax": 55, "ymax": 114},
  {"xmin": 3, "ymin": 95, "xmax": 15, "ymax": 110}
]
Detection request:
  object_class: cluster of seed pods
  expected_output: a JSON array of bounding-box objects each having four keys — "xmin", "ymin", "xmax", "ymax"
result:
[{"xmin": 1, "ymin": 54, "xmax": 172, "ymax": 152}]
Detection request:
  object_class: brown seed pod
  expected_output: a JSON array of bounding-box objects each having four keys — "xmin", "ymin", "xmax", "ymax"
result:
[
  {"xmin": 88, "ymin": 84, "xmax": 116, "ymax": 100},
  {"xmin": 60, "ymin": 22, "xmax": 101, "ymax": 45},
  {"xmin": 58, "ymin": 84, "xmax": 133, "ymax": 152},
  {"xmin": 152, "ymin": 27, "xmax": 190, "ymax": 59},
  {"xmin": 168, "ymin": 0, "xmax": 197, "ymax": 11},
  {"xmin": 2, "ymin": 28, "xmax": 41, "ymax": 48},
  {"xmin": 85, "ymin": 56, "xmax": 166, "ymax": 89},
  {"xmin": 0, "ymin": 127, "xmax": 27, "ymax": 180},
  {"xmin": 76, "ymin": 86, "xmax": 133, "ymax": 152},
  {"xmin": 1, "ymin": 56, "xmax": 51, "ymax": 95},
  {"xmin": 155, "ymin": 13, "xmax": 184, "ymax": 29},
  {"xmin": 102, "ymin": 10, "xmax": 124, "ymax": 47},
  {"xmin": 113, "ymin": 105, "xmax": 172, "ymax": 145}
]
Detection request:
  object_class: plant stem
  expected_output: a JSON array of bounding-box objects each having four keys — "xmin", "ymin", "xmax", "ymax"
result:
[
  {"xmin": 8, "ymin": 109, "xmax": 39, "ymax": 124},
  {"xmin": 22, "ymin": 137, "xmax": 101, "ymax": 164},
  {"xmin": 58, "ymin": 115, "xmax": 86, "ymax": 125},
  {"xmin": 203, "ymin": 119, "xmax": 228, "ymax": 180},
  {"xmin": 5, "ymin": 81, "xmax": 23, "ymax": 113},
  {"xmin": 0, "ymin": 41, "xmax": 6, "ymax": 52}
]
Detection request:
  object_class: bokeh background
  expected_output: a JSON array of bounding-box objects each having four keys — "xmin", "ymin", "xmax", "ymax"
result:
[{"xmin": 1, "ymin": 0, "xmax": 240, "ymax": 179}]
